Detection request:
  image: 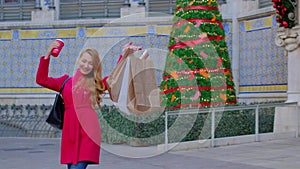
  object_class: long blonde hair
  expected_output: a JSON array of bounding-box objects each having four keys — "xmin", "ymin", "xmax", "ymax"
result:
[{"xmin": 73, "ymin": 48, "xmax": 105, "ymax": 109}]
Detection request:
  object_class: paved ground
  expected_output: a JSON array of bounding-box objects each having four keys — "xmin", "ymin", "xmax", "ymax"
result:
[{"xmin": 0, "ymin": 137, "xmax": 300, "ymax": 169}]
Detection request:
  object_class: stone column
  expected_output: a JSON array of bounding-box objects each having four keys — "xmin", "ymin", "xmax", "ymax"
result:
[
  {"xmin": 273, "ymin": 0, "xmax": 300, "ymax": 135},
  {"xmin": 274, "ymin": 25, "xmax": 300, "ymax": 134},
  {"xmin": 275, "ymin": 26, "xmax": 300, "ymax": 104},
  {"xmin": 231, "ymin": 1, "xmax": 242, "ymax": 96}
]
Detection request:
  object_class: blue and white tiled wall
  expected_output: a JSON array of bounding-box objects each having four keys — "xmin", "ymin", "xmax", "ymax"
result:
[
  {"xmin": 0, "ymin": 25, "xmax": 172, "ymax": 94},
  {"xmin": 0, "ymin": 15, "xmax": 286, "ymax": 97},
  {"xmin": 239, "ymin": 15, "xmax": 287, "ymax": 94}
]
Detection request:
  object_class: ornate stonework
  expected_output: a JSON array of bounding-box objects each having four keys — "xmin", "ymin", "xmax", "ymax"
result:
[{"xmin": 275, "ymin": 25, "xmax": 300, "ymax": 52}]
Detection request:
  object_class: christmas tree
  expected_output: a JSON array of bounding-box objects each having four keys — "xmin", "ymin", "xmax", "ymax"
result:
[{"xmin": 160, "ymin": 0, "xmax": 237, "ymax": 110}]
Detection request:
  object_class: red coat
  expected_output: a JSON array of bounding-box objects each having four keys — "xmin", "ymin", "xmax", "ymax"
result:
[{"xmin": 36, "ymin": 56, "xmax": 102, "ymax": 165}]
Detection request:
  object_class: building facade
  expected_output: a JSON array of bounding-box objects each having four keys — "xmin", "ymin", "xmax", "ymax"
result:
[{"xmin": 0, "ymin": 0, "xmax": 286, "ymax": 105}]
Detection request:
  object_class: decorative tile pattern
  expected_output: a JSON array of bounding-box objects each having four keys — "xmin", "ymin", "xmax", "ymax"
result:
[
  {"xmin": 86, "ymin": 26, "xmax": 148, "ymax": 37},
  {"xmin": 77, "ymin": 27, "xmax": 86, "ymax": 38},
  {"xmin": 0, "ymin": 25, "xmax": 171, "ymax": 94},
  {"xmin": 223, "ymin": 23, "xmax": 232, "ymax": 34},
  {"xmin": 239, "ymin": 15, "xmax": 287, "ymax": 93},
  {"xmin": 12, "ymin": 30, "xmax": 19, "ymax": 40},
  {"xmin": 244, "ymin": 15, "xmax": 273, "ymax": 31},
  {"xmin": 0, "ymin": 20, "xmax": 285, "ymax": 95},
  {"xmin": 223, "ymin": 21, "xmax": 233, "ymax": 61},
  {"xmin": 147, "ymin": 25, "xmax": 156, "ymax": 34},
  {"xmin": 19, "ymin": 28, "xmax": 77, "ymax": 39},
  {"xmin": 155, "ymin": 25, "xmax": 172, "ymax": 35},
  {"xmin": 0, "ymin": 30, "xmax": 12, "ymax": 39}
]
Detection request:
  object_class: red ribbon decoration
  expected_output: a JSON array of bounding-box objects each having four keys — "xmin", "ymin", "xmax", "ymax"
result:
[
  {"xmin": 174, "ymin": 18, "xmax": 223, "ymax": 27},
  {"xmin": 161, "ymin": 85, "xmax": 235, "ymax": 95},
  {"xmin": 163, "ymin": 69, "xmax": 230, "ymax": 80},
  {"xmin": 177, "ymin": 5, "xmax": 219, "ymax": 11},
  {"xmin": 163, "ymin": 68, "xmax": 230, "ymax": 79},
  {"xmin": 168, "ymin": 35, "xmax": 224, "ymax": 50}
]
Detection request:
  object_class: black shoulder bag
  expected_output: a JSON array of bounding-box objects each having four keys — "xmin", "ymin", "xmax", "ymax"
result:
[{"xmin": 46, "ymin": 76, "xmax": 70, "ymax": 130}]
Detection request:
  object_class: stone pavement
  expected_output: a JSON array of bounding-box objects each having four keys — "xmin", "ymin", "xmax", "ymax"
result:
[{"xmin": 0, "ymin": 137, "xmax": 300, "ymax": 169}]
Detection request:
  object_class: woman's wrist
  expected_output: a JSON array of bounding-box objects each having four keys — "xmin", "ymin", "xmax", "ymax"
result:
[
  {"xmin": 43, "ymin": 54, "xmax": 50, "ymax": 59},
  {"xmin": 44, "ymin": 51, "xmax": 51, "ymax": 59}
]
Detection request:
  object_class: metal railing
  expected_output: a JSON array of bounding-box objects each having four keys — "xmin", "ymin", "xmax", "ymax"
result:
[
  {"xmin": 0, "ymin": 104, "xmax": 61, "ymax": 138},
  {"xmin": 1, "ymin": 101, "xmax": 299, "ymax": 148},
  {"xmin": 164, "ymin": 102, "xmax": 299, "ymax": 149}
]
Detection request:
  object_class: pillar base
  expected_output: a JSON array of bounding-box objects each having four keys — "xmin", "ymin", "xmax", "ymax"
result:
[{"xmin": 274, "ymin": 106, "xmax": 299, "ymax": 135}]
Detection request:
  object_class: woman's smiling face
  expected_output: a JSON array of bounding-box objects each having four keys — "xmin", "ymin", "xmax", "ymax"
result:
[{"xmin": 78, "ymin": 52, "xmax": 94, "ymax": 75}]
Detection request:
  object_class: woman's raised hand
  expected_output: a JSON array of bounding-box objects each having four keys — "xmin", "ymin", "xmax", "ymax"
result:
[
  {"xmin": 122, "ymin": 42, "xmax": 142, "ymax": 57},
  {"xmin": 44, "ymin": 40, "xmax": 59, "ymax": 59}
]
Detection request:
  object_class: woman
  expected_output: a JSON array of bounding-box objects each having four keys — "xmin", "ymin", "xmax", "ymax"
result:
[{"xmin": 36, "ymin": 41, "xmax": 107, "ymax": 169}]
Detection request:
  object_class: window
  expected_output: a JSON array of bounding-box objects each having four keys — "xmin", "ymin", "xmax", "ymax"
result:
[
  {"xmin": 259, "ymin": 0, "xmax": 273, "ymax": 8},
  {"xmin": 59, "ymin": 0, "xmax": 124, "ymax": 20},
  {"xmin": 0, "ymin": 0, "xmax": 35, "ymax": 21},
  {"xmin": 4, "ymin": 0, "xmax": 18, "ymax": 3},
  {"xmin": 148, "ymin": 0, "xmax": 176, "ymax": 16}
]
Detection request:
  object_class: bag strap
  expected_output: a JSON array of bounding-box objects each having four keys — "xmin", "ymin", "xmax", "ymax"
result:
[{"xmin": 59, "ymin": 76, "xmax": 70, "ymax": 93}]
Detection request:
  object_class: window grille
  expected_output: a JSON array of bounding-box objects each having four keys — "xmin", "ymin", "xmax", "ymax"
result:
[
  {"xmin": 59, "ymin": 0, "xmax": 124, "ymax": 20},
  {"xmin": 259, "ymin": 0, "xmax": 273, "ymax": 8},
  {"xmin": 147, "ymin": 0, "xmax": 176, "ymax": 16},
  {"xmin": 0, "ymin": 0, "xmax": 35, "ymax": 21}
]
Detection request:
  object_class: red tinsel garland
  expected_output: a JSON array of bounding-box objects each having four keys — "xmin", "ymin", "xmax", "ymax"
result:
[
  {"xmin": 168, "ymin": 35, "xmax": 224, "ymax": 50},
  {"xmin": 163, "ymin": 68, "xmax": 231, "ymax": 79},
  {"xmin": 177, "ymin": 5, "xmax": 219, "ymax": 11},
  {"xmin": 161, "ymin": 85, "xmax": 235, "ymax": 95},
  {"xmin": 174, "ymin": 18, "xmax": 223, "ymax": 29}
]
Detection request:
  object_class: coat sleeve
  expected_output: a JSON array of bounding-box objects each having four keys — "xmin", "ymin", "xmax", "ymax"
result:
[{"xmin": 36, "ymin": 56, "xmax": 68, "ymax": 92}]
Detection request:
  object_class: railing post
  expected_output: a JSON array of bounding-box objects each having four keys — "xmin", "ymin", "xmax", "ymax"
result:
[
  {"xmin": 296, "ymin": 104, "xmax": 299, "ymax": 138},
  {"xmin": 211, "ymin": 108, "xmax": 215, "ymax": 148},
  {"xmin": 165, "ymin": 111, "xmax": 168, "ymax": 151},
  {"xmin": 255, "ymin": 105, "xmax": 259, "ymax": 142}
]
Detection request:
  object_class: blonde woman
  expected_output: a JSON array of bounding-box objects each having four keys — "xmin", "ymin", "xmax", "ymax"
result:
[{"xmin": 36, "ymin": 41, "xmax": 108, "ymax": 169}]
